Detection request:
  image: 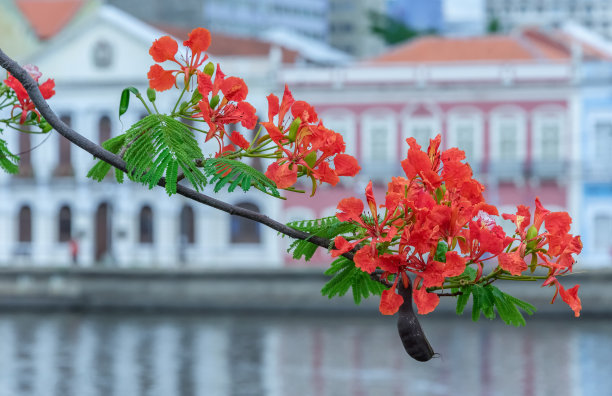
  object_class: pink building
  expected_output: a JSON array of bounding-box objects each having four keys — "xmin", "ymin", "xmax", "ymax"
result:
[{"xmin": 279, "ymin": 28, "xmax": 611, "ymax": 266}]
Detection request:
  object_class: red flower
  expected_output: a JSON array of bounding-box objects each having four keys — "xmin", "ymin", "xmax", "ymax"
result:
[
  {"xmin": 262, "ymin": 85, "xmax": 360, "ymax": 190},
  {"xmin": 147, "ymin": 27, "xmax": 211, "ymax": 91},
  {"xmin": 4, "ymin": 65, "xmax": 55, "ymax": 124},
  {"xmin": 559, "ymin": 284, "xmax": 581, "ymax": 317},
  {"xmin": 498, "ymin": 250, "xmax": 527, "ymax": 276},
  {"xmin": 192, "ymin": 66, "xmax": 257, "ymax": 152}
]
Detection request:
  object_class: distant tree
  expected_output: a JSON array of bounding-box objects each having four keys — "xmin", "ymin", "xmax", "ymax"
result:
[
  {"xmin": 368, "ymin": 11, "xmax": 435, "ymax": 45},
  {"xmin": 487, "ymin": 17, "xmax": 501, "ymax": 33}
]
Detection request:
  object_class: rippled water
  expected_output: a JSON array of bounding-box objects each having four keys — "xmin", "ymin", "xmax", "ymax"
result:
[{"xmin": 0, "ymin": 311, "xmax": 610, "ymax": 396}]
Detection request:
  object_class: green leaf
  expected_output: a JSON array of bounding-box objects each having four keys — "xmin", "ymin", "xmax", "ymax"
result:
[
  {"xmin": 0, "ymin": 138, "xmax": 19, "ymax": 174},
  {"xmin": 86, "ymin": 134, "xmax": 127, "ymax": 182},
  {"xmin": 121, "ymin": 114, "xmax": 207, "ymax": 195},
  {"xmin": 455, "ymin": 285, "xmax": 471, "ymax": 315},
  {"xmin": 471, "ymin": 284, "xmax": 483, "ymax": 322},
  {"xmin": 202, "ymin": 157, "xmax": 279, "ymax": 197},
  {"xmin": 286, "ymin": 216, "xmax": 358, "ymax": 261},
  {"xmin": 321, "ymin": 257, "xmax": 384, "ymax": 304}
]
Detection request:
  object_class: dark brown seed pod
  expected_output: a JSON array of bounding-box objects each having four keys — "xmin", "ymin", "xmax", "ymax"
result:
[{"xmin": 397, "ymin": 277, "xmax": 435, "ymax": 362}]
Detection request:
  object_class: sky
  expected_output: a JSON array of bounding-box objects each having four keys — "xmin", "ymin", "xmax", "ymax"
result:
[{"xmin": 444, "ymin": 0, "xmax": 484, "ymax": 22}]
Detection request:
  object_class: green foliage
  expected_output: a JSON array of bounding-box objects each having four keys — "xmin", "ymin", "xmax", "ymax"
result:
[
  {"xmin": 321, "ymin": 256, "xmax": 386, "ymax": 304},
  {"xmin": 0, "ymin": 138, "xmax": 19, "ymax": 174},
  {"xmin": 86, "ymin": 134, "xmax": 127, "ymax": 182},
  {"xmin": 368, "ymin": 10, "xmax": 435, "ymax": 45},
  {"xmin": 122, "ymin": 114, "xmax": 207, "ymax": 195},
  {"xmin": 202, "ymin": 157, "xmax": 279, "ymax": 197},
  {"xmin": 434, "ymin": 240, "xmax": 448, "ymax": 262},
  {"xmin": 456, "ymin": 283, "xmax": 536, "ymax": 327},
  {"xmin": 287, "ymin": 216, "xmax": 358, "ymax": 261}
]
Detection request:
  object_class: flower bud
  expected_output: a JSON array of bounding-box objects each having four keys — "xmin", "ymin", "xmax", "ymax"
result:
[
  {"xmin": 304, "ymin": 151, "xmax": 317, "ymax": 168},
  {"xmin": 209, "ymin": 94, "xmax": 220, "ymax": 109},
  {"xmin": 146, "ymin": 87, "xmax": 156, "ymax": 102},
  {"xmin": 288, "ymin": 117, "xmax": 300, "ymax": 142},
  {"xmin": 526, "ymin": 225, "xmax": 538, "ymax": 250},
  {"xmin": 203, "ymin": 62, "xmax": 215, "ymax": 76}
]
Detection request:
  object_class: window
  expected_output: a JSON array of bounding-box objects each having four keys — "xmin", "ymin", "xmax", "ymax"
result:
[
  {"xmin": 180, "ymin": 205, "xmax": 195, "ymax": 244},
  {"xmin": 491, "ymin": 113, "xmax": 526, "ymax": 162},
  {"xmin": 230, "ymin": 202, "xmax": 261, "ymax": 244},
  {"xmin": 533, "ymin": 114, "xmax": 563, "ymax": 161},
  {"xmin": 593, "ymin": 214, "xmax": 612, "ymax": 254},
  {"xmin": 448, "ymin": 112, "xmax": 483, "ymax": 167},
  {"xmin": 594, "ymin": 121, "xmax": 612, "ymax": 164},
  {"xmin": 98, "ymin": 115, "xmax": 111, "ymax": 144},
  {"xmin": 18, "ymin": 205, "xmax": 32, "ymax": 243},
  {"xmin": 16, "ymin": 127, "xmax": 33, "ymax": 178},
  {"xmin": 361, "ymin": 113, "xmax": 396, "ymax": 163},
  {"xmin": 58, "ymin": 205, "xmax": 71, "ymax": 242},
  {"xmin": 139, "ymin": 206, "xmax": 154, "ymax": 244},
  {"xmin": 54, "ymin": 114, "xmax": 73, "ymax": 177}
]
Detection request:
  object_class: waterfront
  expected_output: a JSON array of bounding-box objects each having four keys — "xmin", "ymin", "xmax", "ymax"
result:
[{"xmin": 0, "ymin": 311, "xmax": 610, "ymax": 396}]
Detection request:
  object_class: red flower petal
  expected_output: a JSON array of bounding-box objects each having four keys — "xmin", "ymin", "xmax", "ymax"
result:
[
  {"xmin": 147, "ymin": 65, "xmax": 176, "ymax": 92},
  {"xmin": 38, "ymin": 79, "xmax": 55, "ymax": 99},
  {"xmin": 333, "ymin": 154, "xmax": 360, "ymax": 177},
  {"xmin": 336, "ymin": 197, "xmax": 364, "ymax": 222},
  {"xmin": 265, "ymin": 161, "xmax": 297, "ymax": 189},
  {"xmin": 314, "ymin": 161, "xmax": 339, "ymax": 186},
  {"xmin": 354, "ymin": 246, "xmax": 378, "ymax": 273},
  {"xmin": 197, "ymin": 72, "xmax": 214, "ymax": 97},
  {"xmin": 444, "ymin": 251, "xmax": 466, "ymax": 277},
  {"xmin": 221, "ymin": 76, "xmax": 248, "ymax": 102},
  {"xmin": 183, "ymin": 27, "xmax": 211, "ymax": 55},
  {"xmin": 379, "ymin": 288, "xmax": 404, "ymax": 315},
  {"xmin": 559, "ymin": 284, "xmax": 581, "ymax": 317},
  {"xmin": 498, "ymin": 251, "xmax": 527, "ymax": 276},
  {"xmin": 413, "ymin": 282, "xmax": 439, "ymax": 315},
  {"xmin": 236, "ymin": 101, "xmax": 258, "ymax": 129},
  {"xmin": 545, "ymin": 212, "xmax": 572, "ymax": 237},
  {"xmin": 228, "ymin": 131, "xmax": 250, "ymax": 150},
  {"xmin": 331, "ymin": 236, "xmax": 358, "ymax": 257},
  {"xmin": 291, "ymin": 100, "xmax": 318, "ymax": 123},
  {"xmin": 533, "ymin": 197, "xmax": 550, "ymax": 231},
  {"xmin": 149, "ymin": 36, "xmax": 178, "ymax": 62}
]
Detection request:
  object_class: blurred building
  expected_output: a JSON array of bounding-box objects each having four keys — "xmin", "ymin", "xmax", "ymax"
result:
[
  {"xmin": 0, "ymin": 2, "xmax": 302, "ymax": 268},
  {"xmin": 278, "ymin": 26, "xmax": 612, "ymax": 268},
  {"xmin": 486, "ymin": 0, "xmax": 612, "ymax": 39}
]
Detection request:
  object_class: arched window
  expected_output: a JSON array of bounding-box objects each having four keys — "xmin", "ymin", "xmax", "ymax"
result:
[
  {"xmin": 139, "ymin": 205, "xmax": 154, "ymax": 244},
  {"xmin": 54, "ymin": 114, "xmax": 73, "ymax": 177},
  {"xmin": 230, "ymin": 202, "xmax": 261, "ymax": 244},
  {"xmin": 180, "ymin": 205, "xmax": 195, "ymax": 244},
  {"xmin": 98, "ymin": 115, "xmax": 111, "ymax": 144},
  {"xmin": 16, "ymin": 127, "xmax": 33, "ymax": 178},
  {"xmin": 58, "ymin": 205, "xmax": 71, "ymax": 242},
  {"xmin": 18, "ymin": 205, "xmax": 32, "ymax": 243}
]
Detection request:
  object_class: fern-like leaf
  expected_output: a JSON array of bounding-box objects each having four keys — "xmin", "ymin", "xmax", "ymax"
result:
[
  {"xmin": 0, "ymin": 138, "xmax": 19, "ymax": 174},
  {"xmin": 122, "ymin": 114, "xmax": 207, "ymax": 195},
  {"xmin": 287, "ymin": 216, "xmax": 359, "ymax": 261},
  {"xmin": 86, "ymin": 134, "xmax": 127, "ymax": 182},
  {"xmin": 321, "ymin": 257, "xmax": 385, "ymax": 304},
  {"xmin": 202, "ymin": 157, "xmax": 279, "ymax": 197}
]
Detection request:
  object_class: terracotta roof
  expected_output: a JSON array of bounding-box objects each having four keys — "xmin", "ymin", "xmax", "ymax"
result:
[
  {"xmin": 157, "ymin": 25, "xmax": 299, "ymax": 63},
  {"xmin": 371, "ymin": 27, "xmax": 612, "ymax": 63},
  {"xmin": 15, "ymin": 0, "xmax": 84, "ymax": 40}
]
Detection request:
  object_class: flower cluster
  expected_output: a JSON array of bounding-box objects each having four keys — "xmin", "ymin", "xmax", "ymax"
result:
[
  {"xmin": 145, "ymin": 27, "xmax": 359, "ymax": 190},
  {"xmin": 332, "ymin": 135, "xmax": 582, "ymax": 317},
  {"xmin": 262, "ymin": 85, "xmax": 360, "ymax": 191},
  {"xmin": 3, "ymin": 64, "xmax": 55, "ymax": 124},
  {"xmin": 147, "ymin": 27, "xmax": 211, "ymax": 91}
]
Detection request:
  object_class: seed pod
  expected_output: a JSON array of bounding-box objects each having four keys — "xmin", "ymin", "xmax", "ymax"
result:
[
  {"xmin": 526, "ymin": 225, "xmax": 538, "ymax": 250},
  {"xmin": 397, "ymin": 278, "xmax": 435, "ymax": 362}
]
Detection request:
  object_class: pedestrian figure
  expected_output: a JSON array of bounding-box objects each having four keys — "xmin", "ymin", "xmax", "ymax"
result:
[{"xmin": 69, "ymin": 238, "xmax": 79, "ymax": 265}]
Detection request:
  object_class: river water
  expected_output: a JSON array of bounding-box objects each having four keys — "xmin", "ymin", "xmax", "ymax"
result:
[{"xmin": 0, "ymin": 311, "xmax": 610, "ymax": 396}]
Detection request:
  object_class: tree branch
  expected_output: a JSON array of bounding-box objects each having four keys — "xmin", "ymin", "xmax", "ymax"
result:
[{"xmin": 0, "ymin": 48, "xmax": 350, "ymax": 258}]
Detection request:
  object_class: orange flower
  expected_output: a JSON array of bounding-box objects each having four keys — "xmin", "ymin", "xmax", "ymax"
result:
[{"xmin": 147, "ymin": 27, "xmax": 211, "ymax": 91}]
